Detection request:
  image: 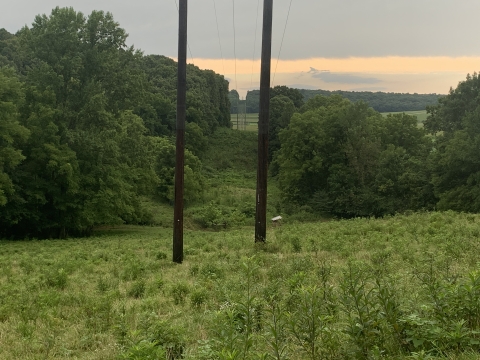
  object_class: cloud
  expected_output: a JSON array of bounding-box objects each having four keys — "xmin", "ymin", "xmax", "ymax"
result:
[
  {"xmin": 4, "ymin": 1, "xmax": 480, "ymax": 60},
  {"xmin": 312, "ymin": 72, "xmax": 381, "ymax": 84},
  {"xmin": 307, "ymin": 67, "xmax": 329, "ymax": 75}
]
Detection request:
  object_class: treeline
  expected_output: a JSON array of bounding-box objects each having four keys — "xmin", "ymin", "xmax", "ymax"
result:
[
  {"xmin": 0, "ymin": 7, "xmax": 230, "ymax": 239},
  {"xmin": 236, "ymin": 87, "xmax": 441, "ymax": 113},
  {"xmin": 268, "ymin": 74, "xmax": 480, "ymax": 217}
]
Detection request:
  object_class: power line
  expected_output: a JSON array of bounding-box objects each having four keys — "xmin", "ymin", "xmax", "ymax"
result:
[
  {"xmin": 232, "ymin": 0, "xmax": 238, "ymax": 93},
  {"xmin": 212, "ymin": 0, "xmax": 226, "ymax": 75},
  {"xmin": 272, "ymin": 0, "xmax": 293, "ymax": 87},
  {"xmin": 250, "ymin": 0, "xmax": 261, "ymax": 89},
  {"xmin": 232, "ymin": 0, "xmax": 239, "ymax": 129},
  {"xmin": 245, "ymin": 0, "xmax": 261, "ymax": 115}
]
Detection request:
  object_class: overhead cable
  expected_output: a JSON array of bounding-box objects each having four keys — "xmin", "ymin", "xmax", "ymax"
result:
[
  {"xmin": 232, "ymin": 0, "xmax": 238, "ymax": 93},
  {"xmin": 272, "ymin": 0, "xmax": 293, "ymax": 87},
  {"xmin": 212, "ymin": 0, "xmax": 226, "ymax": 75},
  {"xmin": 250, "ymin": 0, "xmax": 261, "ymax": 90}
]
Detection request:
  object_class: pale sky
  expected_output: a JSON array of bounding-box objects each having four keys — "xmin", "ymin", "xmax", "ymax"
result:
[{"xmin": 3, "ymin": 0, "xmax": 480, "ymax": 97}]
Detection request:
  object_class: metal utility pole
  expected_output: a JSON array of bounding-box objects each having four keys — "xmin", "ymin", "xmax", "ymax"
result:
[
  {"xmin": 173, "ymin": 0, "xmax": 188, "ymax": 263},
  {"xmin": 255, "ymin": 0, "xmax": 273, "ymax": 243}
]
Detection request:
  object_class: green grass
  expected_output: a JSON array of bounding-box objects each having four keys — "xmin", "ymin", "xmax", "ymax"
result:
[
  {"xmin": 382, "ymin": 110, "xmax": 428, "ymax": 125},
  {"xmin": 234, "ymin": 111, "xmax": 429, "ymax": 131},
  {"xmin": 202, "ymin": 127, "xmax": 258, "ymax": 173},
  {"xmin": 1, "ymin": 211, "xmax": 480, "ymax": 359},
  {"xmin": 231, "ymin": 113, "xmax": 258, "ymax": 131}
]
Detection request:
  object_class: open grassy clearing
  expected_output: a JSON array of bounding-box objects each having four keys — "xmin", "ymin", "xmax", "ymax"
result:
[
  {"xmin": 1, "ymin": 212, "xmax": 480, "ymax": 359},
  {"xmin": 231, "ymin": 113, "xmax": 259, "ymax": 132},
  {"xmin": 382, "ymin": 110, "xmax": 428, "ymax": 125},
  {"xmin": 234, "ymin": 110, "xmax": 428, "ymax": 132}
]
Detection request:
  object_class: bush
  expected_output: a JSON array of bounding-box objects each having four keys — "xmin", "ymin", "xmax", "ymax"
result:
[
  {"xmin": 190, "ymin": 289, "xmax": 208, "ymax": 308},
  {"xmin": 44, "ymin": 268, "xmax": 68, "ymax": 290},
  {"xmin": 170, "ymin": 282, "xmax": 190, "ymax": 305},
  {"xmin": 192, "ymin": 202, "xmax": 247, "ymax": 229},
  {"xmin": 120, "ymin": 340, "xmax": 165, "ymax": 360},
  {"xmin": 127, "ymin": 280, "xmax": 146, "ymax": 298}
]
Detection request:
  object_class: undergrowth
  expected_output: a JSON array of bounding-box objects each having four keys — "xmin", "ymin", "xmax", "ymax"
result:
[{"xmin": 0, "ymin": 212, "xmax": 480, "ymax": 359}]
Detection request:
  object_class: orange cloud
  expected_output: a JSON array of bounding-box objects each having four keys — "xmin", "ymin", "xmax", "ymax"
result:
[{"xmin": 173, "ymin": 56, "xmax": 480, "ymax": 97}]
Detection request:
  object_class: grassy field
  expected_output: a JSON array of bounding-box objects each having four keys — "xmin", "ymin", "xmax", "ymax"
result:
[
  {"xmin": 233, "ymin": 110, "xmax": 428, "ymax": 132},
  {"xmin": 231, "ymin": 113, "xmax": 258, "ymax": 132},
  {"xmin": 1, "ymin": 128, "xmax": 478, "ymax": 359},
  {"xmin": 381, "ymin": 110, "xmax": 428, "ymax": 125},
  {"xmin": 1, "ymin": 212, "xmax": 480, "ymax": 359}
]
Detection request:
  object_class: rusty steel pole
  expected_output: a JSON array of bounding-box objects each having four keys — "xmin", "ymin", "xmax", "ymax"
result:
[
  {"xmin": 255, "ymin": 0, "xmax": 273, "ymax": 243},
  {"xmin": 173, "ymin": 0, "xmax": 188, "ymax": 263}
]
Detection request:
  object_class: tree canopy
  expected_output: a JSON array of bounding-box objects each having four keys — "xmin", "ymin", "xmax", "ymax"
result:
[
  {"xmin": 275, "ymin": 95, "xmax": 434, "ymax": 217},
  {"xmin": 242, "ymin": 87, "xmax": 441, "ymax": 114},
  {"xmin": 0, "ymin": 8, "xmax": 230, "ymax": 238},
  {"xmin": 425, "ymin": 73, "xmax": 480, "ymax": 212}
]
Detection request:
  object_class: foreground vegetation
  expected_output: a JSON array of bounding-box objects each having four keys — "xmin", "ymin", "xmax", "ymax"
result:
[{"xmin": 1, "ymin": 212, "xmax": 480, "ymax": 359}]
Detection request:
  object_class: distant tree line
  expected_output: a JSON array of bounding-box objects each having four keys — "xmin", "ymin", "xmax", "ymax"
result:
[
  {"xmin": 239, "ymin": 87, "xmax": 442, "ymax": 114},
  {"xmin": 268, "ymin": 74, "xmax": 480, "ymax": 218},
  {"xmin": 0, "ymin": 7, "xmax": 230, "ymax": 239}
]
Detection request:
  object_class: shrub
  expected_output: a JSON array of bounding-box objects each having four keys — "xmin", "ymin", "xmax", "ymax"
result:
[
  {"xmin": 149, "ymin": 321, "xmax": 186, "ymax": 360},
  {"xmin": 121, "ymin": 260, "xmax": 145, "ymax": 281},
  {"xmin": 290, "ymin": 236, "xmax": 302, "ymax": 253},
  {"xmin": 170, "ymin": 282, "xmax": 190, "ymax": 305},
  {"xmin": 190, "ymin": 289, "xmax": 208, "ymax": 308},
  {"xmin": 156, "ymin": 251, "xmax": 167, "ymax": 260},
  {"xmin": 192, "ymin": 202, "xmax": 247, "ymax": 229},
  {"xmin": 120, "ymin": 340, "xmax": 165, "ymax": 360},
  {"xmin": 127, "ymin": 280, "xmax": 146, "ymax": 298},
  {"xmin": 45, "ymin": 268, "xmax": 68, "ymax": 290}
]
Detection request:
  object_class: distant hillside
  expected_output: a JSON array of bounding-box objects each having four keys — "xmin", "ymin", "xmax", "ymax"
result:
[{"xmin": 243, "ymin": 88, "xmax": 443, "ymax": 113}]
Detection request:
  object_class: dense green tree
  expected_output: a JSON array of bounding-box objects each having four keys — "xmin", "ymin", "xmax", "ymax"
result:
[
  {"xmin": 245, "ymin": 86, "xmax": 304, "ymax": 114},
  {"xmin": 185, "ymin": 122, "xmax": 208, "ymax": 156},
  {"xmin": 246, "ymin": 87, "xmax": 441, "ymax": 113},
  {"xmin": 245, "ymin": 89, "xmax": 259, "ymax": 113},
  {"xmin": 0, "ymin": 29, "xmax": 27, "ymax": 70},
  {"xmin": 270, "ymin": 86, "xmax": 304, "ymax": 109},
  {"xmin": 0, "ymin": 29, "xmax": 15, "ymax": 67},
  {"xmin": 268, "ymin": 95, "xmax": 295, "ymax": 164},
  {"xmin": 229, "ymin": 89, "xmax": 239, "ymax": 114},
  {"xmin": 425, "ymin": 73, "xmax": 480, "ymax": 136},
  {"xmin": 0, "ymin": 8, "xmax": 157, "ymax": 237},
  {"xmin": 138, "ymin": 55, "xmax": 231, "ymax": 135},
  {"xmin": 0, "ymin": 7, "xmax": 232, "ymax": 238},
  {"xmin": 425, "ymin": 73, "xmax": 480, "ymax": 212},
  {"xmin": 0, "ymin": 67, "xmax": 29, "ymax": 206},
  {"xmin": 154, "ymin": 136, "xmax": 205, "ymax": 203},
  {"xmin": 276, "ymin": 95, "xmax": 433, "ymax": 217}
]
